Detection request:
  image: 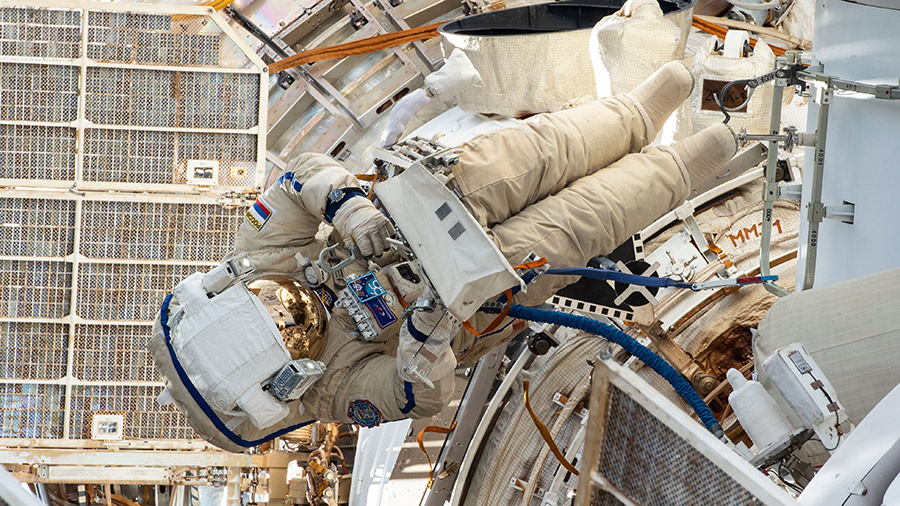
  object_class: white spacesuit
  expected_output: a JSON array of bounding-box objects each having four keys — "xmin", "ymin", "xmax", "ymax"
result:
[{"xmin": 151, "ymin": 62, "xmax": 739, "ymax": 452}]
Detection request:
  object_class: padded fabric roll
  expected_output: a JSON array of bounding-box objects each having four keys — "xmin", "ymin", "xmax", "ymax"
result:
[{"xmin": 439, "ymin": 0, "xmax": 694, "ymax": 117}]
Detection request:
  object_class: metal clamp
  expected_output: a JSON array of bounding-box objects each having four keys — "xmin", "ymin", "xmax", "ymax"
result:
[
  {"xmin": 317, "ymin": 243, "xmax": 362, "ymax": 274},
  {"xmin": 400, "ymin": 296, "xmax": 436, "ymax": 320},
  {"xmin": 780, "ymin": 183, "xmax": 803, "ymax": 202}
]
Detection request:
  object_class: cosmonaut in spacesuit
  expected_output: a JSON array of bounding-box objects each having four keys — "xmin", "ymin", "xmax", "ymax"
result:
[{"xmin": 151, "ymin": 61, "xmax": 739, "ymax": 452}]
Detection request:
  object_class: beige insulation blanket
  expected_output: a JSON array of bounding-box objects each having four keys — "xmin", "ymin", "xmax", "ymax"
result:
[
  {"xmin": 440, "ymin": 3, "xmax": 693, "ymax": 117},
  {"xmin": 441, "ymin": 29, "xmax": 597, "ymax": 117},
  {"xmin": 591, "ymin": 0, "xmax": 688, "ymax": 97},
  {"xmin": 463, "ymin": 328, "xmax": 603, "ymax": 505},
  {"xmin": 644, "ymin": 180, "xmax": 800, "ymax": 380},
  {"xmin": 756, "ymin": 267, "xmax": 900, "ymax": 426}
]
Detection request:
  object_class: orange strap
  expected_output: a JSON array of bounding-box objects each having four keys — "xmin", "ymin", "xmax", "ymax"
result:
[
  {"xmin": 269, "ymin": 21, "xmax": 445, "ymax": 73},
  {"xmin": 462, "ymin": 289, "xmax": 513, "ymax": 336},
  {"xmin": 513, "ymin": 257, "xmax": 548, "ymax": 271},
  {"xmin": 522, "ymin": 380, "xmax": 579, "ymax": 476},
  {"xmin": 354, "ymin": 173, "xmax": 378, "ymax": 181},
  {"xmin": 705, "ymin": 233, "xmax": 734, "ymax": 269},
  {"xmin": 417, "ymin": 420, "xmax": 457, "ymax": 489},
  {"xmin": 393, "ymin": 286, "xmax": 410, "ymax": 308},
  {"xmin": 461, "ymin": 258, "xmax": 547, "ymax": 336}
]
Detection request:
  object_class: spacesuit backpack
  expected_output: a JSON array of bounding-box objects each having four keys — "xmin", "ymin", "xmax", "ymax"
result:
[{"xmin": 149, "ymin": 255, "xmax": 327, "ymax": 452}]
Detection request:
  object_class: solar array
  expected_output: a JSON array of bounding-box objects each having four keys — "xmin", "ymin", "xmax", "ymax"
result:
[{"xmin": 0, "ymin": 2, "xmax": 266, "ymax": 442}]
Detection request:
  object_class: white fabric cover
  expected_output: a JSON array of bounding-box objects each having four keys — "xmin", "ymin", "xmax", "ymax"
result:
[
  {"xmin": 379, "ymin": 88, "xmax": 431, "ymax": 148},
  {"xmin": 236, "ymin": 386, "xmax": 289, "ymax": 430},
  {"xmin": 440, "ymin": 29, "xmax": 596, "ymax": 117},
  {"xmin": 590, "ymin": 0, "xmax": 687, "ymax": 98},
  {"xmin": 374, "ymin": 163, "xmax": 525, "ymax": 321},
  {"xmin": 424, "ymin": 48, "xmax": 483, "ymax": 101},
  {"xmin": 170, "ymin": 273, "xmax": 291, "ymax": 428},
  {"xmin": 683, "ymin": 36, "xmax": 775, "ymax": 139}
]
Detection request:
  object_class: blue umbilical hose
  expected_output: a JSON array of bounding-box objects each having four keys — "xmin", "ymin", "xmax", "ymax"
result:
[
  {"xmin": 545, "ymin": 267, "xmax": 693, "ymax": 289},
  {"xmin": 506, "ymin": 304, "xmax": 724, "ymax": 437}
]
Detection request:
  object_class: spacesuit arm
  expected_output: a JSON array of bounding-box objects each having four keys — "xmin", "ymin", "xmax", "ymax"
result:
[
  {"xmin": 231, "ymin": 153, "xmax": 394, "ymax": 272},
  {"xmin": 231, "ymin": 179, "xmax": 323, "ymax": 275},
  {"xmin": 279, "ymin": 153, "xmax": 361, "ymax": 218},
  {"xmin": 279, "ymin": 152, "xmax": 395, "ymax": 257},
  {"xmin": 329, "ymin": 353, "xmax": 456, "ymax": 426}
]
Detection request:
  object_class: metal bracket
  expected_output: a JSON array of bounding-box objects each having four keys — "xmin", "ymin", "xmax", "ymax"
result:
[
  {"xmin": 846, "ymin": 480, "xmax": 868, "ymax": 496},
  {"xmin": 400, "ymin": 296, "xmax": 436, "ymax": 319},
  {"xmin": 780, "ymin": 183, "xmax": 802, "ymax": 202},
  {"xmin": 807, "ymin": 201, "xmax": 826, "ymax": 223},
  {"xmin": 349, "ymin": 9, "xmax": 368, "ymax": 29},
  {"xmin": 824, "ymin": 203, "xmax": 855, "ymax": 224},
  {"xmin": 675, "ymin": 203, "xmax": 719, "ymax": 266},
  {"xmin": 509, "ymin": 478, "xmax": 545, "ymax": 498},
  {"xmin": 814, "ymin": 83, "xmax": 832, "ymax": 105},
  {"xmin": 373, "ymin": 147, "xmax": 417, "ymax": 170}
]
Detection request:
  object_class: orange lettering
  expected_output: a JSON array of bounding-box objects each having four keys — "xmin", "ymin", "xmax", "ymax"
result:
[
  {"xmin": 743, "ymin": 224, "xmax": 759, "ymax": 240},
  {"xmin": 728, "ymin": 230, "xmax": 746, "ymax": 248}
]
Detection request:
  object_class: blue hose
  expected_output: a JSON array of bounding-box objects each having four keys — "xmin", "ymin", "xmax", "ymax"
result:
[
  {"xmin": 506, "ymin": 304, "xmax": 723, "ymax": 437},
  {"xmin": 545, "ymin": 267, "xmax": 693, "ymax": 289}
]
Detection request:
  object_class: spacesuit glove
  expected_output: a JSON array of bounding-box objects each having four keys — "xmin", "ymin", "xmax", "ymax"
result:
[
  {"xmin": 397, "ymin": 306, "xmax": 460, "ymax": 388},
  {"xmin": 424, "ymin": 49, "xmax": 483, "ymax": 100},
  {"xmin": 331, "ymin": 196, "xmax": 395, "ymax": 257}
]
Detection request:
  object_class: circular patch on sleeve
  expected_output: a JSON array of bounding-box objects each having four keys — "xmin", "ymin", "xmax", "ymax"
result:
[{"xmin": 347, "ymin": 399, "xmax": 383, "ymax": 428}]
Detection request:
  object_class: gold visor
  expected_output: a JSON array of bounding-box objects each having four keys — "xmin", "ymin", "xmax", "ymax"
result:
[{"xmin": 250, "ymin": 276, "xmax": 328, "ymax": 361}]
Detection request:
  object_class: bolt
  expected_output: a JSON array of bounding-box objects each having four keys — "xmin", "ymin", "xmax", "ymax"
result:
[{"xmin": 694, "ymin": 374, "xmax": 719, "ymax": 396}]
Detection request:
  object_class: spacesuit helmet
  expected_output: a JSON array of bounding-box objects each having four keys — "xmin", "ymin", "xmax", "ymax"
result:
[{"xmin": 250, "ymin": 276, "xmax": 328, "ymax": 361}]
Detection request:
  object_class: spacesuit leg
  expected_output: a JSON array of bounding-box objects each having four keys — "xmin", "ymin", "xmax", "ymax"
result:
[
  {"xmin": 488, "ymin": 123, "xmax": 737, "ymax": 307},
  {"xmin": 450, "ymin": 61, "xmax": 694, "ymax": 228}
]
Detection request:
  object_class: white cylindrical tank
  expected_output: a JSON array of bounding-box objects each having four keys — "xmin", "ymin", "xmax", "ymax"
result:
[{"xmin": 727, "ymin": 368, "xmax": 794, "ymax": 450}]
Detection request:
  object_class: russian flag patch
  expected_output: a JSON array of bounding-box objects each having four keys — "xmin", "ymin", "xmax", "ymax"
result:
[{"xmin": 245, "ymin": 197, "xmax": 274, "ymax": 231}]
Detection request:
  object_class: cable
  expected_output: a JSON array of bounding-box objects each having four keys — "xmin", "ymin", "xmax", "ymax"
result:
[
  {"xmin": 807, "ymin": 372, "xmax": 843, "ymax": 451},
  {"xmin": 417, "ymin": 421, "xmax": 457, "ymax": 490},
  {"xmin": 776, "ymin": 459, "xmax": 805, "ymax": 494},
  {"xmin": 522, "ymin": 380, "xmax": 580, "ymax": 476},
  {"xmin": 505, "ymin": 305, "xmax": 723, "ymax": 436},
  {"xmin": 224, "ymin": 6, "xmax": 288, "ymax": 58}
]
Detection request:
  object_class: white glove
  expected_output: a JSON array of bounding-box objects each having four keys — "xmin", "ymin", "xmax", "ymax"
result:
[
  {"xmin": 424, "ymin": 49, "xmax": 483, "ymax": 101},
  {"xmin": 397, "ymin": 307, "xmax": 459, "ymax": 388},
  {"xmin": 331, "ymin": 196, "xmax": 395, "ymax": 257},
  {"xmin": 380, "ymin": 88, "xmax": 432, "ymax": 148}
]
